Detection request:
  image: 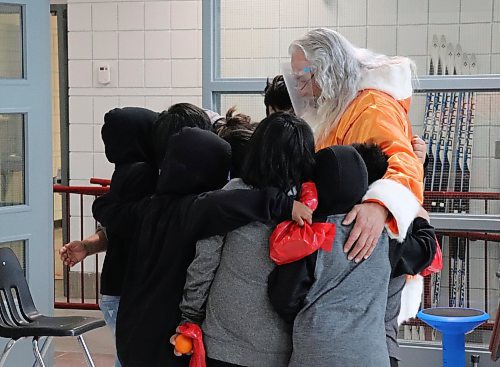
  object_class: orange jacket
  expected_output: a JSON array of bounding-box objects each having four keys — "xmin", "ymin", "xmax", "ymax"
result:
[{"xmin": 316, "ymin": 89, "xmax": 423, "ymax": 241}]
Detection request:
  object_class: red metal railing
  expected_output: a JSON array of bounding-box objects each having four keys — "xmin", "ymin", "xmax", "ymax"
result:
[{"xmin": 53, "ymin": 180, "xmax": 109, "ymax": 310}]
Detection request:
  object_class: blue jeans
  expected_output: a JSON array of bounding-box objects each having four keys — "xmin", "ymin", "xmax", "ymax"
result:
[{"xmin": 99, "ymin": 294, "xmax": 122, "ymax": 367}]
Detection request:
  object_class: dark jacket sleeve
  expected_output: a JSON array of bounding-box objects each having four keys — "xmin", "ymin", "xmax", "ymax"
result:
[
  {"xmin": 390, "ymin": 217, "xmax": 437, "ymax": 278},
  {"xmin": 92, "ymin": 193, "xmax": 149, "ymax": 237},
  {"xmin": 186, "ymin": 188, "xmax": 294, "ymax": 239},
  {"xmin": 92, "ymin": 162, "xmax": 155, "ymax": 236},
  {"xmin": 267, "ymin": 253, "xmax": 317, "ymax": 323}
]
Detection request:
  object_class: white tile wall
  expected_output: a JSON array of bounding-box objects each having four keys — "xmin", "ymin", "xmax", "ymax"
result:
[
  {"xmin": 459, "ymin": 23, "xmax": 492, "ymax": 54},
  {"xmin": 92, "ymin": 31, "xmax": 118, "ymax": 59},
  {"xmin": 69, "ymin": 60, "xmax": 93, "ymax": 87},
  {"xmin": 69, "ymin": 152, "xmax": 94, "ymax": 180},
  {"xmin": 398, "ymin": 0, "xmax": 428, "ymax": 25},
  {"xmin": 251, "ymin": 29, "xmax": 280, "ymax": 59},
  {"xmin": 309, "ymin": 0, "xmax": 337, "ymax": 27},
  {"xmin": 171, "ymin": 30, "xmax": 200, "ymax": 58},
  {"xmin": 145, "ymin": 1, "xmax": 171, "ymax": 30},
  {"xmin": 145, "ymin": 31, "xmax": 171, "ymax": 59},
  {"xmin": 69, "ymin": 124, "xmax": 94, "ymax": 152},
  {"xmin": 119, "ymin": 31, "xmax": 145, "ymax": 59},
  {"xmin": 220, "ymin": 0, "xmax": 252, "ymax": 29},
  {"xmin": 491, "ymin": 55, "xmax": 500, "ymax": 74},
  {"xmin": 68, "ymin": 32, "xmax": 92, "ymax": 59},
  {"xmin": 429, "ymin": 0, "xmax": 460, "ymax": 24},
  {"xmin": 338, "ymin": 0, "xmax": 366, "ymax": 27},
  {"xmin": 492, "ymin": 23, "xmax": 500, "ymax": 53},
  {"xmin": 397, "ymin": 25, "xmax": 428, "ymax": 56},
  {"xmin": 171, "ymin": 59, "xmax": 200, "ymax": 87},
  {"xmin": 171, "ymin": 1, "xmax": 199, "ymax": 29},
  {"xmin": 68, "ymin": 3, "xmax": 91, "ymax": 32},
  {"xmin": 221, "ymin": 30, "xmax": 253, "ymax": 59},
  {"xmin": 69, "ymin": 97, "xmax": 93, "ymax": 124},
  {"xmin": 367, "ymin": 26, "xmax": 397, "ymax": 55},
  {"xmin": 220, "ymin": 58, "xmax": 253, "ymax": 78},
  {"xmin": 92, "ymin": 2, "xmax": 118, "ymax": 31},
  {"xmin": 118, "ymin": 60, "xmax": 145, "ymax": 87},
  {"xmin": 251, "ymin": 0, "xmax": 280, "ymax": 29},
  {"xmin": 368, "ymin": 0, "xmax": 397, "ymax": 25},
  {"xmin": 495, "ymin": 0, "xmax": 500, "ymax": 21},
  {"xmin": 280, "ymin": 0, "xmax": 309, "ymax": 28},
  {"xmin": 460, "ymin": 0, "xmax": 493, "ymax": 23},
  {"xmin": 145, "ymin": 60, "xmax": 171, "ymax": 87},
  {"xmin": 250, "ymin": 58, "xmax": 280, "ymax": 78},
  {"xmin": 118, "ymin": 2, "xmax": 145, "ymax": 31}
]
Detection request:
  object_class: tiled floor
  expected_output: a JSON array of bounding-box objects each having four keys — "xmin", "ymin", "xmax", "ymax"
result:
[{"xmin": 53, "ymin": 309, "xmax": 116, "ymax": 367}]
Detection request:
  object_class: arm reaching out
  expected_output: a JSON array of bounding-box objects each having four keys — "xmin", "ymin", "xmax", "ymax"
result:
[{"xmin": 59, "ymin": 230, "xmax": 108, "ymax": 267}]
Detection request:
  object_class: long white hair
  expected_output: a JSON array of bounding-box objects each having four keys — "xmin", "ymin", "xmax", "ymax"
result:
[{"xmin": 289, "ymin": 28, "xmax": 416, "ymax": 142}]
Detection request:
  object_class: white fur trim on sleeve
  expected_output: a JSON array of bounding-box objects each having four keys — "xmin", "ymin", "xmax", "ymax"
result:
[
  {"xmin": 397, "ymin": 275, "xmax": 424, "ymax": 325},
  {"xmin": 363, "ymin": 178, "xmax": 420, "ymax": 242}
]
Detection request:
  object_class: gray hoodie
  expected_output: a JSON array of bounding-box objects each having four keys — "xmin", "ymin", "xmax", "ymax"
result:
[{"xmin": 180, "ymin": 178, "xmax": 292, "ymax": 367}]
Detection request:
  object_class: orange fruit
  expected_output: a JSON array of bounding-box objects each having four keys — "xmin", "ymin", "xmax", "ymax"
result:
[{"xmin": 175, "ymin": 334, "xmax": 193, "ymax": 354}]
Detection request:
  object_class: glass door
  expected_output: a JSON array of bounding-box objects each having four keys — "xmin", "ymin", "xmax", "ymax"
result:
[{"xmin": 0, "ymin": 0, "xmax": 53, "ymax": 365}]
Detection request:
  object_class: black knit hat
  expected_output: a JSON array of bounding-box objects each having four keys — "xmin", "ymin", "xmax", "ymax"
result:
[{"xmin": 313, "ymin": 145, "xmax": 368, "ymax": 215}]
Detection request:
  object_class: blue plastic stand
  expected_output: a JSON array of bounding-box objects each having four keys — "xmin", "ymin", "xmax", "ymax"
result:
[{"xmin": 417, "ymin": 307, "xmax": 489, "ymax": 367}]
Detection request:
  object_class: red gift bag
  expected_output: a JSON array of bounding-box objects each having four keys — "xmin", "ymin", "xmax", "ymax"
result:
[
  {"xmin": 270, "ymin": 182, "xmax": 336, "ymax": 265},
  {"xmin": 177, "ymin": 323, "xmax": 206, "ymax": 367},
  {"xmin": 420, "ymin": 236, "xmax": 443, "ymax": 277}
]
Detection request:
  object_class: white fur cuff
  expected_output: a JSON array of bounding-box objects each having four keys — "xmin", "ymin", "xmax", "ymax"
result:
[
  {"xmin": 363, "ymin": 178, "xmax": 420, "ymax": 242},
  {"xmin": 398, "ymin": 275, "xmax": 424, "ymax": 325}
]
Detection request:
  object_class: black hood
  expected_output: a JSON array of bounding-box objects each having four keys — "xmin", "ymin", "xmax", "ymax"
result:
[
  {"xmin": 102, "ymin": 107, "xmax": 159, "ymax": 165},
  {"xmin": 110, "ymin": 162, "xmax": 158, "ymax": 200},
  {"xmin": 313, "ymin": 145, "xmax": 368, "ymax": 216},
  {"xmin": 156, "ymin": 127, "xmax": 231, "ymax": 195}
]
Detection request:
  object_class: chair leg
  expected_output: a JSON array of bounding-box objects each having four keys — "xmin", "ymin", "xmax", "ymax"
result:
[
  {"xmin": 31, "ymin": 337, "xmax": 53, "ymax": 367},
  {"xmin": 77, "ymin": 335, "xmax": 96, "ymax": 367},
  {"xmin": 0, "ymin": 339, "xmax": 18, "ymax": 367},
  {"xmin": 32, "ymin": 337, "xmax": 46, "ymax": 367}
]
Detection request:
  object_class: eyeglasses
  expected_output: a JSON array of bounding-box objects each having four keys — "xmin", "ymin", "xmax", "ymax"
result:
[
  {"xmin": 296, "ymin": 73, "xmax": 315, "ymax": 91},
  {"xmin": 294, "ymin": 67, "xmax": 315, "ymax": 91}
]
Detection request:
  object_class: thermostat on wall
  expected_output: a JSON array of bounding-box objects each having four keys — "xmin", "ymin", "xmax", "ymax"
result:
[{"xmin": 98, "ymin": 64, "xmax": 111, "ymax": 84}]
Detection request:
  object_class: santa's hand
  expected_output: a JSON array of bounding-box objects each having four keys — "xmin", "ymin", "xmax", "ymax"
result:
[{"xmin": 342, "ymin": 202, "xmax": 388, "ymax": 262}]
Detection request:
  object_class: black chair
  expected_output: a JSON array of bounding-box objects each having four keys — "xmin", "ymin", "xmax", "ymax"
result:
[{"xmin": 0, "ymin": 248, "xmax": 106, "ymax": 367}]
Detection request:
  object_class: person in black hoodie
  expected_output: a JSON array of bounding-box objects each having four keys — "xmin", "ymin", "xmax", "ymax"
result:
[
  {"xmin": 92, "ymin": 127, "xmax": 311, "ymax": 367},
  {"xmin": 60, "ymin": 104, "xmax": 214, "ymax": 367}
]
